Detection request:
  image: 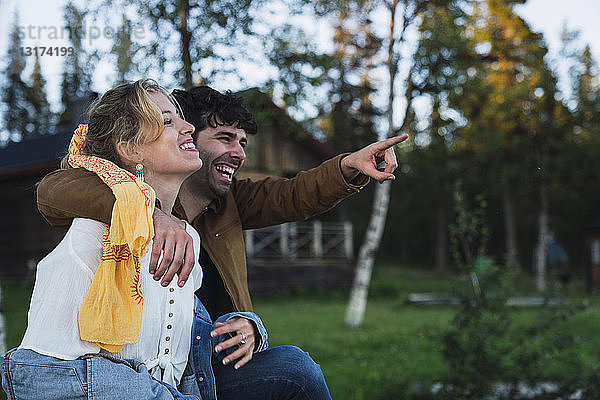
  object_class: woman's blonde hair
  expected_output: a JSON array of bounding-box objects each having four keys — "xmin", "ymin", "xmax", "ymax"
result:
[{"xmin": 62, "ymin": 78, "xmax": 182, "ymax": 169}]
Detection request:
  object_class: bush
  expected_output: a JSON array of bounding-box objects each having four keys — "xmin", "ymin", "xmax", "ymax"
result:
[{"xmin": 436, "ymin": 257, "xmax": 592, "ymax": 399}]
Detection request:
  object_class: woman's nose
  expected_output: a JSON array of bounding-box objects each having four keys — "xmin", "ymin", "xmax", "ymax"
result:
[{"xmin": 179, "ymin": 119, "xmax": 195, "ymax": 136}]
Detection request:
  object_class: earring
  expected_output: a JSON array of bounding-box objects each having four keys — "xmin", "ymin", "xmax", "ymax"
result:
[{"xmin": 135, "ymin": 163, "xmax": 144, "ymax": 182}]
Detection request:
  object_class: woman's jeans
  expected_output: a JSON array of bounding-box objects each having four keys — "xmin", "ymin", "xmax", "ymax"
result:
[
  {"xmin": 0, "ymin": 348, "xmax": 200, "ymax": 400},
  {"xmin": 1, "ymin": 346, "xmax": 331, "ymax": 400},
  {"xmin": 1, "ymin": 298, "xmax": 331, "ymax": 400}
]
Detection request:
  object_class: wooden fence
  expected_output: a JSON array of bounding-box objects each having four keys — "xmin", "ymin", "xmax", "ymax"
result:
[{"xmin": 245, "ymin": 221, "xmax": 355, "ymax": 295}]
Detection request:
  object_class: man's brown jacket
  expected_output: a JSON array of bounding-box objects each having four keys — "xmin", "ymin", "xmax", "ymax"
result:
[{"xmin": 36, "ymin": 154, "xmax": 368, "ymax": 312}]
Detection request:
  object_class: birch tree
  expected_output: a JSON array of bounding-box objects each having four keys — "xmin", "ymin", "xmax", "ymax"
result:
[
  {"xmin": 344, "ymin": 0, "xmax": 426, "ymax": 328},
  {"xmin": 0, "ymin": 285, "xmax": 6, "ymax": 353}
]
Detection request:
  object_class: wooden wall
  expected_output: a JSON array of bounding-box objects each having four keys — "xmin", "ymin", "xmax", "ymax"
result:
[{"xmin": 0, "ymin": 172, "xmax": 67, "ymax": 278}]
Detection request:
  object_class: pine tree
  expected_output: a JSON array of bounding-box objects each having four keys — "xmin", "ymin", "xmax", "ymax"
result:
[
  {"xmin": 59, "ymin": 1, "xmax": 92, "ymax": 126},
  {"xmin": 91, "ymin": 0, "xmax": 260, "ymax": 89},
  {"xmin": 27, "ymin": 53, "xmax": 53, "ymax": 135},
  {"xmin": 112, "ymin": 13, "xmax": 143, "ymax": 83},
  {"xmin": 2, "ymin": 13, "xmax": 31, "ymax": 141},
  {"xmin": 408, "ymin": 0, "xmax": 475, "ymax": 271},
  {"xmin": 456, "ymin": 0, "xmax": 562, "ymax": 288}
]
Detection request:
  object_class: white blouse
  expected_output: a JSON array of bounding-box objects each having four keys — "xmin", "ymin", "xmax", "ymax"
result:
[{"xmin": 20, "ymin": 218, "xmax": 203, "ymax": 387}]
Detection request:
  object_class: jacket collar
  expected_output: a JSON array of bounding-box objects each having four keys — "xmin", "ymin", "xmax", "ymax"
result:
[{"xmin": 173, "ymin": 190, "xmax": 226, "ymax": 221}]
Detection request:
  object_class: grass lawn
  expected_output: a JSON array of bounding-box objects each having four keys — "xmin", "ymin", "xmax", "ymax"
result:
[{"xmin": 2, "ymin": 265, "xmax": 600, "ymax": 399}]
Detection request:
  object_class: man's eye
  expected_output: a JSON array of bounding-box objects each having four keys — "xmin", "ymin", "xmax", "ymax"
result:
[{"xmin": 164, "ymin": 119, "xmax": 173, "ymax": 125}]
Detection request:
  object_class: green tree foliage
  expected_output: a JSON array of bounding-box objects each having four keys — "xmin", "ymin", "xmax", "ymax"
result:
[
  {"xmin": 2, "ymin": 13, "xmax": 31, "ymax": 140},
  {"xmin": 96, "ymin": 0, "xmax": 261, "ymax": 89},
  {"xmin": 27, "ymin": 53, "xmax": 53, "ymax": 135},
  {"xmin": 451, "ymin": 0, "xmax": 560, "ymax": 275},
  {"xmin": 59, "ymin": 1, "xmax": 94, "ymax": 126},
  {"xmin": 267, "ymin": 0, "xmax": 382, "ymax": 151},
  {"xmin": 381, "ymin": 0, "xmax": 593, "ymax": 281},
  {"xmin": 399, "ymin": 0, "xmax": 475, "ymax": 270},
  {"xmin": 326, "ymin": 9, "xmax": 381, "ymax": 151},
  {"xmin": 112, "ymin": 14, "xmax": 142, "ymax": 83}
]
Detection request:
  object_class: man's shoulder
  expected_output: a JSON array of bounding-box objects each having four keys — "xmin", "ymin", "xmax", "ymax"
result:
[{"xmin": 42, "ymin": 167, "xmax": 104, "ymax": 186}]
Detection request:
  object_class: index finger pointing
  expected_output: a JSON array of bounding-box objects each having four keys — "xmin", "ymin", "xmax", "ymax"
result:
[{"xmin": 373, "ymin": 134, "xmax": 408, "ymax": 151}]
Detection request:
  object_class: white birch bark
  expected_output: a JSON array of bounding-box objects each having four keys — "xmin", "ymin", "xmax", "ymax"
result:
[
  {"xmin": 344, "ymin": 0, "xmax": 415, "ymax": 328},
  {"xmin": 345, "ymin": 181, "xmax": 391, "ymax": 327},
  {"xmin": 502, "ymin": 187, "xmax": 519, "ymax": 270},
  {"xmin": 534, "ymin": 182, "xmax": 549, "ymax": 291},
  {"xmin": 0, "ymin": 284, "xmax": 7, "ymax": 353},
  {"xmin": 435, "ymin": 203, "xmax": 448, "ymax": 272}
]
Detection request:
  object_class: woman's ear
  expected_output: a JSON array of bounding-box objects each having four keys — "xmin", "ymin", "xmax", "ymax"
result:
[{"xmin": 116, "ymin": 141, "xmax": 143, "ymax": 167}]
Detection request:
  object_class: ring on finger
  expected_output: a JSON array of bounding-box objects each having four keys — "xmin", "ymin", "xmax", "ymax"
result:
[{"xmin": 239, "ymin": 331, "xmax": 247, "ymax": 345}]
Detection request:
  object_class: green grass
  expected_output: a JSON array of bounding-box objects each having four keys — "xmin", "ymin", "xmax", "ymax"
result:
[
  {"xmin": 255, "ymin": 296, "xmax": 453, "ymax": 399},
  {"xmin": 2, "ymin": 265, "xmax": 600, "ymax": 399}
]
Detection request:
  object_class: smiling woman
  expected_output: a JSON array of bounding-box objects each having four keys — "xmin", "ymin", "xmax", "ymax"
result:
[
  {"xmin": 128, "ymin": 90, "xmax": 202, "ymax": 214},
  {"xmin": 0, "ymin": 79, "xmax": 242, "ymax": 400}
]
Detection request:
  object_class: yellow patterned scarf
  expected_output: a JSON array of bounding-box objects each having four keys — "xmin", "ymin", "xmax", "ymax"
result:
[{"xmin": 69, "ymin": 124, "xmax": 155, "ymax": 352}]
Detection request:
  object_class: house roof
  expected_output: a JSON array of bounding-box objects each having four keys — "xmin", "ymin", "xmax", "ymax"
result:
[{"xmin": 0, "ymin": 128, "xmax": 72, "ymax": 180}]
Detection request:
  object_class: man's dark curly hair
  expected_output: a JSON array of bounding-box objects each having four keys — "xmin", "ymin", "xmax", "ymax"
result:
[{"xmin": 171, "ymin": 86, "xmax": 258, "ymax": 137}]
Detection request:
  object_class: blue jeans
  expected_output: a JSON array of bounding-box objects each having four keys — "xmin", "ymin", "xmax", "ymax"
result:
[
  {"xmin": 2, "ymin": 301, "xmax": 330, "ymax": 400},
  {"xmin": 0, "ymin": 348, "xmax": 200, "ymax": 400},
  {"xmin": 190, "ymin": 299, "xmax": 331, "ymax": 400},
  {"xmin": 213, "ymin": 345, "xmax": 332, "ymax": 400}
]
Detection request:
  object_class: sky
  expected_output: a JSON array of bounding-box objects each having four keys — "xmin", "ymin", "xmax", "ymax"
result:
[{"xmin": 0, "ymin": 0, "xmax": 599, "ymax": 114}]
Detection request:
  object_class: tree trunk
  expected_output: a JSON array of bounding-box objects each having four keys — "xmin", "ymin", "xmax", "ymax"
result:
[
  {"xmin": 177, "ymin": 3, "xmax": 193, "ymax": 89},
  {"xmin": 0, "ymin": 284, "xmax": 6, "ymax": 353},
  {"xmin": 435, "ymin": 202, "xmax": 447, "ymax": 271},
  {"xmin": 344, "ymin": 181, "xmax": 391, "ymax": 327},
  {"xmin": 344, "ymin": 0, "xmax": 414, "ymax": 328},
  {"xmin": 502, "ymin": 187, "xmax": 519, "ymax": 270},
  {"xmin": 534, "ymin": 181, "xmax": 549, "ymax": 291}
]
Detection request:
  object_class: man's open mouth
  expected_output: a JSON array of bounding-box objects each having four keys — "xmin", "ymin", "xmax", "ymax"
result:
[{"xmin": 215, "ymin": 164, "xmax": 235, "ymax": 181}]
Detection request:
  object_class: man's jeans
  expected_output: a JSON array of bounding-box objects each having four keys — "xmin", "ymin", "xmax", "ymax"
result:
[
  {"xmin": 213, "ymin": 345, "xmax": 332, "ymax": 400},
  {"xmin": 192, "ymin": 298, "xmax": 332, "ymax": 400}
]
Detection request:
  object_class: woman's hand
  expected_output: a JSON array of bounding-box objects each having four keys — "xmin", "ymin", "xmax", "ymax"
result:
[{"xmin": 211, "ymin": 317, "xmax": 257, "ymax": 369}]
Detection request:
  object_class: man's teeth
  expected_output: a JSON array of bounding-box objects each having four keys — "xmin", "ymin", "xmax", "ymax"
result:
[
  {"xmin": 215, "ymin": 165, "xmax": 234, "ymax": 176},
  {"xmin": 179, "ymin": 142, "xmax": 195, "ymax": 150}
]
